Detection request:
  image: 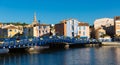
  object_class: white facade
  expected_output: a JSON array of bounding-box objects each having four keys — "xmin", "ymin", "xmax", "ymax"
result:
[{"xmin": 66, "ymin": 19, "xmax": 79, "ymax": 37}]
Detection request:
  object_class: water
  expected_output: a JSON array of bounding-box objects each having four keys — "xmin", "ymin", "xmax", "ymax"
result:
[{"xmin": 0, "ymin": 46, "xmax": 120, "ymax": 65}]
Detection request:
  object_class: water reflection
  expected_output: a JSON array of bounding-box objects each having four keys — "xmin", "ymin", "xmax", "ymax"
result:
[{"xmin": 0, "ymin": 46, "xmax": 120, "ymax": 65}]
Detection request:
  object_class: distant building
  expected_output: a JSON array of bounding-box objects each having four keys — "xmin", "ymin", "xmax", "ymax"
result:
[
  {"xmin": 94, "ymin": 18, "xmax": 114, "ymax": 30},
  {"xmin": 24, "ymin": 13, "xmax": 50, "ymax": 37},
  {"xmin": 0, "ymin": 23, "xmax": 3, "ymax": 28},
  {"xmin": 55, "ymin": 19, "xmax": 90, "ymax": 38},
  {"xmin": 114, "ymin": 16, "xmax": 120, "ymax": 36}
]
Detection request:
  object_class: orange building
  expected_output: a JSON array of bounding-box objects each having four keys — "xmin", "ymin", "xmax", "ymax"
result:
[{"xmin": 55, "ymin": 20, "xmax": 67, "ymax": 36}]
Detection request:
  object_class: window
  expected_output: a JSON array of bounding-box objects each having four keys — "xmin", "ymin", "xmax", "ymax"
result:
[
  {"xmin": 72, "ymin": 25, "xmax": 74, "ymax": 31},
  {"xmin": 117, "ymin": 30, "xmax": 120, "ymax": 33},
  {"xmin": 39, "ymin": 31, "xmax": 41, "ymax": 33},
  {"xmin": 83, "ymin": 32, "xmax": 85, "ymax": 35},
  {"xmin": 43, "ymin": 26, "xmax": 46, "ymax": 29},
  {"xmin": 46, "ymin": 30, "xmax": 48, "ymax": 33},
  {"xmin": 42, "ymin": 30, "xmax": 44, "ymax": 33},
  {"xmin": 79, "ymin": 27, "xmax": 81, "ymax": 30},
  {"xmin": 79, "ymin": 31, "xmax": 81, "ymax": 34},
  {"xmin": 83, "ymin": 26, "xmax": 86, "ymax": 30},
  {"xmin": 39, "ymin": 26, "xmax": 43, "ymax": 29},
  {"xmin": 65, "ymin": 22, "xmax": 67, "ymax": 24},
  {"xmin": 9, "ymin": 29, "xmax": 12, "ymax": 32},
  {"xmin": 117, "ymin": 24, "xmax": 120, "ymax": 27},
  {"xmin": 72, "ymin": 32, "xmax": 74, "ymax": 37}
]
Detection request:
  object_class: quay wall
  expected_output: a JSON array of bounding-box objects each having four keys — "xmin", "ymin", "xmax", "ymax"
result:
[{"xmin": 102, "ymin": 42, "xmax": 120, "ymax": 46}]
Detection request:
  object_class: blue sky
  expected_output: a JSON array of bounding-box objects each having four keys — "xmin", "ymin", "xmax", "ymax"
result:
[{"xmin": 0, "ymin": 0, "xmax": 120, "ymax": 25}]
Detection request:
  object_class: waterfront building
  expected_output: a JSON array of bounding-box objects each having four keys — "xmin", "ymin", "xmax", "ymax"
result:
[
  {"xmin": 55, "ymin": 19, "xmax": 90, "ymax": 38},
  {"xmin": 78, "ymin": 22, "xmax": 90, "ymax": 38},
  {"xmin": 55, "ymin": 19, "xmax": 79, "ymax": 37},
  {"xmin": 0, "ymin": 24, "xmax": 19, "ymax": 38},
  {"xmin": 114, "ymin": 16, "xmax": 120, "ymax": 36},
  {"xmin": 55, "ymin": 20, "xmax": 67, "ymax": 36},
  {"xmin": 94, "ymin": 18, "xmax": 114, "ymax": 38},
  {"xmin": 24, "ymin": 13, "xmax": 50, "ymax": 37}
]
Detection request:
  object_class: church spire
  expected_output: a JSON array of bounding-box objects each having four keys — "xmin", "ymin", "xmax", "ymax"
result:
[
  {"xmin": 34, "ymin": 12, "xmax": 37, "ymax": 22},
  {"xmin": 32, "ymin": 12, "xmax": 39, "ymax": 25}
]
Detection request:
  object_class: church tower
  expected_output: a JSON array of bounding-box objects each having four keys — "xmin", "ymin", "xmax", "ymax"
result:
[{"xmin": 32, "ymin": 12, "xmax": 39, "ymax": 25}]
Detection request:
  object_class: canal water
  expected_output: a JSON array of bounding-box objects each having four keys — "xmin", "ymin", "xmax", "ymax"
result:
[{"xmin": 0, "ymin": 46, "xmax": 120, "ymax": 65}]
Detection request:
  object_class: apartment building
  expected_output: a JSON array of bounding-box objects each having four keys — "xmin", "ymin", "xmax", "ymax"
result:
[
  {"xmin": 114, "ymin": 16, "xmax": 120, "ymax": 36},
  {"xmin": 55, "ymin": 19, "xmax": 90, "ymax": 38}
]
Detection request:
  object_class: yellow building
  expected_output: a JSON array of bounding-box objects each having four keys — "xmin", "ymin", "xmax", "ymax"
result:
[{"xmin": 1, "ymin": 24, "xmax": 19, "ymax": 38}]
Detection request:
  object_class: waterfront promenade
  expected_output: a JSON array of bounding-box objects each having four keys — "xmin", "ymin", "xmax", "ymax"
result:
[{"xmin": 102, "ymin": 42, "xmax": 120, "ymax": 46}]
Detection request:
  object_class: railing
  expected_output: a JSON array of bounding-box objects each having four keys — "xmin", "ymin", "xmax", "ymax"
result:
[{"xmin": 0, "ymin": 36, "xmax": 100, "ymax": 49}]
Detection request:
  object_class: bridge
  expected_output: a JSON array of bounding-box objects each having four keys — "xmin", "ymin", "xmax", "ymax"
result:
[{"xmin": 0, "ymin": 36, "xmax": 101, "ymax": 49}]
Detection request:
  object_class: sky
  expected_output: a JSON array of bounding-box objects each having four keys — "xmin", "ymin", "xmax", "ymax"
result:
[{"xmin": 0, "ymin": 0, "xmax": 120, "ymax": 25}]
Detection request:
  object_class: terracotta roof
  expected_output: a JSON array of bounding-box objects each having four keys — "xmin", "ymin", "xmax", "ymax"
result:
[{"xmin": 78, "ymin": 23, "xmax": 89, "ymax": 26}]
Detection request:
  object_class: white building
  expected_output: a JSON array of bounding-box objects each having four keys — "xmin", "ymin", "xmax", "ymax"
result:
[
  {"xmin": 66, "ymin": 19, "xmax": 79, "ymax": 37},
  {"xmin": 94, "ymin": 18, "xmax": 114, "ymax": 30}
]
